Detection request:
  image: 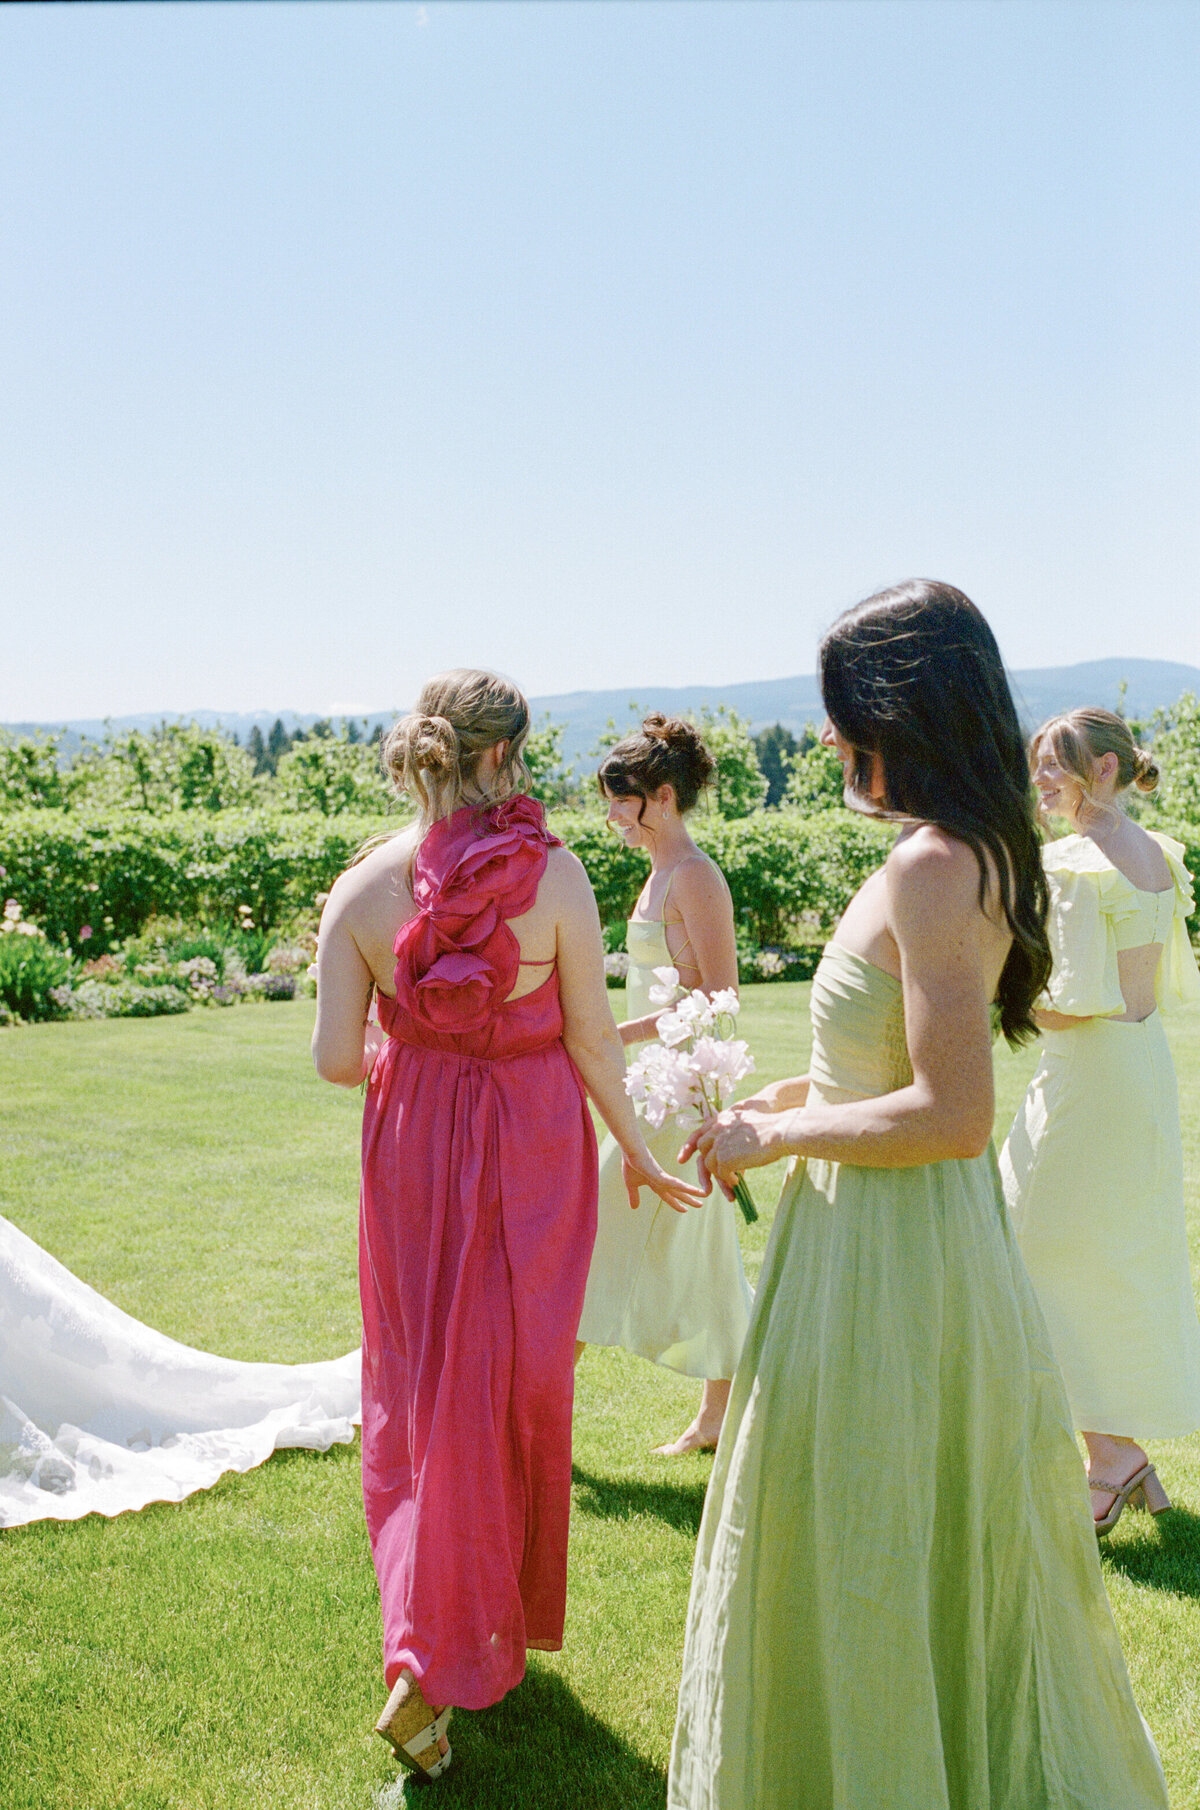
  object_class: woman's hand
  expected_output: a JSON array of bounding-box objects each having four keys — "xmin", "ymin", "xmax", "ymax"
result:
[
  {"xmin": 621, "ymin": 1148, "xmax": 707, "ymax": 1215},
  {"xmin": 732, "ymin": 1075, "xmax": 810, "ymax": 1115},
  {"xmin": 681, "ymin": 1105, "xmax": 794, "ymax": 1194},
  {"xmin": 1034, "ymin": 1007, "xmax": 1094, "ymax": 1032},
  {"xmin": 362, "ymin": 1018, "xmax": 386, "ymax": 1080}
]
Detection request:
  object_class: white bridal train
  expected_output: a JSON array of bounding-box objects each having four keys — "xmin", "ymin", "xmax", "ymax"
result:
[{"xmin": 0, "ymin": 1212, "xmax": 361, "ymax": 1529}]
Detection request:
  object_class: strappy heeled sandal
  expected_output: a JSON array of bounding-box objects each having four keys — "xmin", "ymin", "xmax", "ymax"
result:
[
  {"xmin": 375, "ymin": 1671, "xmax": 453, "ymax": 1780},
  {"xmin": 1090, "ymin": 1462, "xmax": 1171, "ymax": 1536}
]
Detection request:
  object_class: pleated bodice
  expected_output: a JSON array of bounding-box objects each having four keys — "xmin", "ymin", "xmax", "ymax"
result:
[
  {"xmin": 625, "ymin": 916, "xmax": 671, "ymax": 1022},
  {"xmin": 808, "ymin": 942, "xmax": 911, "ymax": 1100}
]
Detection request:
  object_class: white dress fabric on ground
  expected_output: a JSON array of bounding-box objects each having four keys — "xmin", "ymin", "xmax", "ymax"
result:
[
  {"xmin": 0, "ymin": 1212, "xmax": 360, "ymax": 1528},
  {"xmin": 575, "ymin": 916, "xmax": 752, "ymax": 1378}
]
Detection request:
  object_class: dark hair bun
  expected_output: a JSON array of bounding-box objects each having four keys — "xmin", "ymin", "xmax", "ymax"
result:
[{"xmin": 597, "ymin": 713, "xmax": 716, "ymax": 815}]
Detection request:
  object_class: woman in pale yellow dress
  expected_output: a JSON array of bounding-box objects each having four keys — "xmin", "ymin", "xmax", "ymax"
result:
[
  {"xmin": 669, "ymin": 582, "xmax": 1167, "ymax": 1810},
  {"xmin": 575, "ymin": 715, "xmax": 752, "ymax": 1455},
  {"xmin": 1001, "ymin": 707, "xmax": 1200, "ymax": 1532}
]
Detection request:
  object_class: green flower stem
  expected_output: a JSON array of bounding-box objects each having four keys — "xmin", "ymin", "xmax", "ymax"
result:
[{"xmin": 732, "ymin": 1175, "xmax": 759, "ymax": 1225}]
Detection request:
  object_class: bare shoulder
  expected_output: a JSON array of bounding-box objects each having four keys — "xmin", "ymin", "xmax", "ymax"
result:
[
  {"xmin": 326, "ymin": 827, "xmax": 418, "ymax": 922},
  {"xmin": 541, "ymin": 843, "xmax": 595, "ymax": 904},
  {"xmin": 886, "ymin": 826, "xmax": 983, "ymax": 926},
  {"xmin": 670, "ymin": 851, "xmax": 730, "ymax": 910},
  {"xmin": 1121, "ymin": 820, "xmax": 1172, "ymax": 889}
]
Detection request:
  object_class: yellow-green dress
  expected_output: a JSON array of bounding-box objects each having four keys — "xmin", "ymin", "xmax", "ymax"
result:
[
  {"xmin": 1001, "ymin": 830, "xmax": 1200, "ymax": 1437},
  {"xmin": 668, "ymin": 943, "xmax": 1168, "ymax": 1810},
  {"xmin": 575, "ymin": 916, "xmax": 752, "ymax": 1377}
]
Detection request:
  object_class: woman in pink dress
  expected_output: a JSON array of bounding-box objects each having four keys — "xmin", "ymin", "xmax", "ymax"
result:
[{"xmin": 312, "ymin": 669, "xmax": 701, "ymax": 1781}]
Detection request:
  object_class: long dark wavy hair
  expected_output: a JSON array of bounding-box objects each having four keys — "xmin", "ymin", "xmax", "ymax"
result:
[{"xmin": 820, "ymin": 579, "xmax": 1050, "ymax": 1046}]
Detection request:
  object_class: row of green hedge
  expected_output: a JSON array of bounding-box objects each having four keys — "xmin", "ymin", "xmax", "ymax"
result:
[
  {"xmin": 3, "ymin": 806, "xmax": 1195, "ymax": 956},
  {"xmin": 0, "ymin": 810, "xmax": 383, "ymax": 951},
  {"xmin": 549, "ymin": 809, "xmax": 896, "ymax": 943},
  {"xmin": 0, "ymin": 806, "xmax": 899, "ymax": 953}
]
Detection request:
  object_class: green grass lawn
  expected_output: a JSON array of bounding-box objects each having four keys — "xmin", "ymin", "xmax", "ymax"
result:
[{"xmin": 1, "ymin": 988, "xmax": 1198, "ymax": 1809}]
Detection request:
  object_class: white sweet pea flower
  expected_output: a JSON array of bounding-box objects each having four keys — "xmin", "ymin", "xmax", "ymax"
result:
[
  {"xmin": 647, "ymin": 966, "xmax": 681, "ymax": 1007},
  {"xmin": 674, "ymin": 991, "xmax": 716, "ymax": 1035},
  {"xmin": 709, "ymin": 988, "xmax": 740, "ymax": 1018},
  {"xmin": 626, "ymin": 1042, "xmax": 702, "ymax": 1128},
  {"xmin": 712, "ymin": 1037, "xmax": 755, "ymax": 1084},
  {"xmin": 655, "ymin": 1008, "xmax": 693, "ymax": 1048},
  {"xmin": 689, "ymin": 1035, "xmax": 727, "ymax": 1079}
]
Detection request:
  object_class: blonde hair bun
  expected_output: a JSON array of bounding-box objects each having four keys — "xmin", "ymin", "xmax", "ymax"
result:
[
  {"xmin": 407, "ymin": 714, "xmax": 459, "ymax": 774},
  {"xmin": 1132, "ymin": 746, "xmax": 1160, "ymax": 794},
  {"xmin": 381, "ymin": 670, "xmax": 531, "ymax": 826}
]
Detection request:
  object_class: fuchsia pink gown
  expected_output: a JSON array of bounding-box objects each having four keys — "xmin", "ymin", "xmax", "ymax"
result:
[{"xmin": 359, "ymin": 796, "xmax": 598, "ymax": 1711}]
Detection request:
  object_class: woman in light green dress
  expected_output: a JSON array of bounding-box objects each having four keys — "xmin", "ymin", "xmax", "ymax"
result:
[
  {"xmin": 1002, "ymin": 708, "xmax": 1200, "ymax": 1531},
  {"xmin": 576, "ymin": 716, "xmax": 752, "ymax": 1454},
  {"xmin": 670, "ymin": 582, "xmax": 1168, "ymax": 1810}
]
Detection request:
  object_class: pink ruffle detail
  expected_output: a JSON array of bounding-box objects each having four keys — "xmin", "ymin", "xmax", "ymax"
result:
[{"xmin": 393, "ymin": 795, "xmax": 560, "ymax": 1034}]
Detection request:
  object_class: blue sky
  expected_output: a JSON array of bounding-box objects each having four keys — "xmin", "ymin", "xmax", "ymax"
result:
[{"xmin": 1, "ymin": 0, "xmax": 1197, "ymax": 720}]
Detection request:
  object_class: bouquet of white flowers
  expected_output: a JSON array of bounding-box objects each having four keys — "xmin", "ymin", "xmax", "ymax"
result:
[{"xmin": 624, "ymin": 966, "xmax": 759, "ymax": 1224}]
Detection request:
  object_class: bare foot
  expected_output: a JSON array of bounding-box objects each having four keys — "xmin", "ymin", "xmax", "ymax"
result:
[
  {"xmin": 653, "ymin": 1419, "xmax": 719, "ymax": 1457},
  {"xmin": 652, "ymin": 1379, "xmax": 730, "ymax": 1457}
]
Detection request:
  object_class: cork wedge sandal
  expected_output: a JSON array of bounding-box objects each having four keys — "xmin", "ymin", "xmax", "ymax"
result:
[{"xmin": 375, "ymin": 1672, "xmax": 453, "ymax": 1780}]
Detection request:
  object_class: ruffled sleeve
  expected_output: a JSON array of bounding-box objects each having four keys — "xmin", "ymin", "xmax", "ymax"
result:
[
  {"xmin": 1147, "ymin": 832, "xmax": 1200, "ymax": 1012},
  {"xmin": 1040, "ymin": 837, "xmax": 1125, "ymax": 1017}
]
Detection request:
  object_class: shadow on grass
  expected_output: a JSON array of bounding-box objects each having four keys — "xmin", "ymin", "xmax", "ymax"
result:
[
  {"xmin": 1101, "ymin": 1504, "xmax": 1200, "ymax": 1599},
  {"xmin": 571, "ymin": 1463, "xmax": 707, "ymax": 1535},
  {"xmin": 374, "ymin": 1663, "xmax": 667, "ymax": 1810}
]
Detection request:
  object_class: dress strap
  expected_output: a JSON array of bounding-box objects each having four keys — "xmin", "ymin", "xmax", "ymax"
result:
[{"xmin": 661, "ymin": 866, "xmax": 697, "ymax": 970}]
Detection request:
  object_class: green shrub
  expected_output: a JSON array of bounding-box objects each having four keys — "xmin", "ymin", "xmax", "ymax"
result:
[
  {"xmin": 1154, "ymin": 823, "xmax": 1200, "ymax": 939},
  {"xmin": 109, "ymin": 982, "xmax": 192, "ymax": 1017},
  {"xmin": 549, "ymin": 805, "xmax": 893, "ymax": 944},
  {"xmin": 57, "ymin": 978, "xmax": 192, "ymax": 1018},
  {"xmin": 1143, "ymin": 693, "xmax": 1200, "ymax": 830},
  {"xmin": 785, "ymin": 741, "xmax": 845, "ymax": 811},
  {"xmin": 739, "ymin": 945, "xmax": 824, "ymax": 982},
  {"xmin": 273, "ymin": 739, "xmax": 396, "ymax": 815},
  {"xmin": 693, "ymin": 809, "xmax": 894, "ymax": 944},
  {"xmin": 24, "ymin": 799, "xmax": 1177, "ymax": 967},
  {"xmin": 547, "ymin": 812, "xmax": 651, "ymax": 925},
  {"xmin": 0, "ymin": 809, "xmax": 388, "ymax": 953},
  {"xmin": 0, "ymin": 730, "xmax": 70, "ymax": 810},
  {"xmin": 0, "ymin": 928, "xmax": 74, "ymax": 1022}
]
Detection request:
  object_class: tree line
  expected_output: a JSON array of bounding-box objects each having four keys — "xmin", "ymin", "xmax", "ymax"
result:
[{"xmin": 4, "ymin": 693, "xmax": 1198, "ymax": 828}]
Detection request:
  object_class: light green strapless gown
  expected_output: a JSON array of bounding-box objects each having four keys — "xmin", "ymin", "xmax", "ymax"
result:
[{"xmin": 668, "ymin": 944, "xmax": 1168, "ymax": 1810}]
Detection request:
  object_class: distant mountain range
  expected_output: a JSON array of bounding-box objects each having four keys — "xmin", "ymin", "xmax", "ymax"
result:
[{"xmin": 6, "ymin": 657, "xmax": 1199, "ymax": 770}]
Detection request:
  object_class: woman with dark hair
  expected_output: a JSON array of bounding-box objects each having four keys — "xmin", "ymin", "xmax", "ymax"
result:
[
  {"xmin": 575, "ymin": 715, "xmax": 752, "ymax": 1455},
  {"xmin": 1002, "ymin": 708, "xmax": 1200, "ymax": 1532},
  {"xmin": 667, "ymin": 585, "xmax": 1167, "ymax": 1810},
  {"xmin": 313, "ymin": 670, "xmax": 700, "ymax": 1780}
]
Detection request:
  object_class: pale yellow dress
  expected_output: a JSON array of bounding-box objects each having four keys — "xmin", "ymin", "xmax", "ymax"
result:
[
  {"xmin": 575, "ymin": 915, "xmax": 752, "ymax": 1377},
  {"xmin": 1001, "ymin": 831, "xmax": 1200, "ymax": 1437},
  {"xmin": 669, "ymin": 943, "xmax": 1168, "ymax": 1810}
]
